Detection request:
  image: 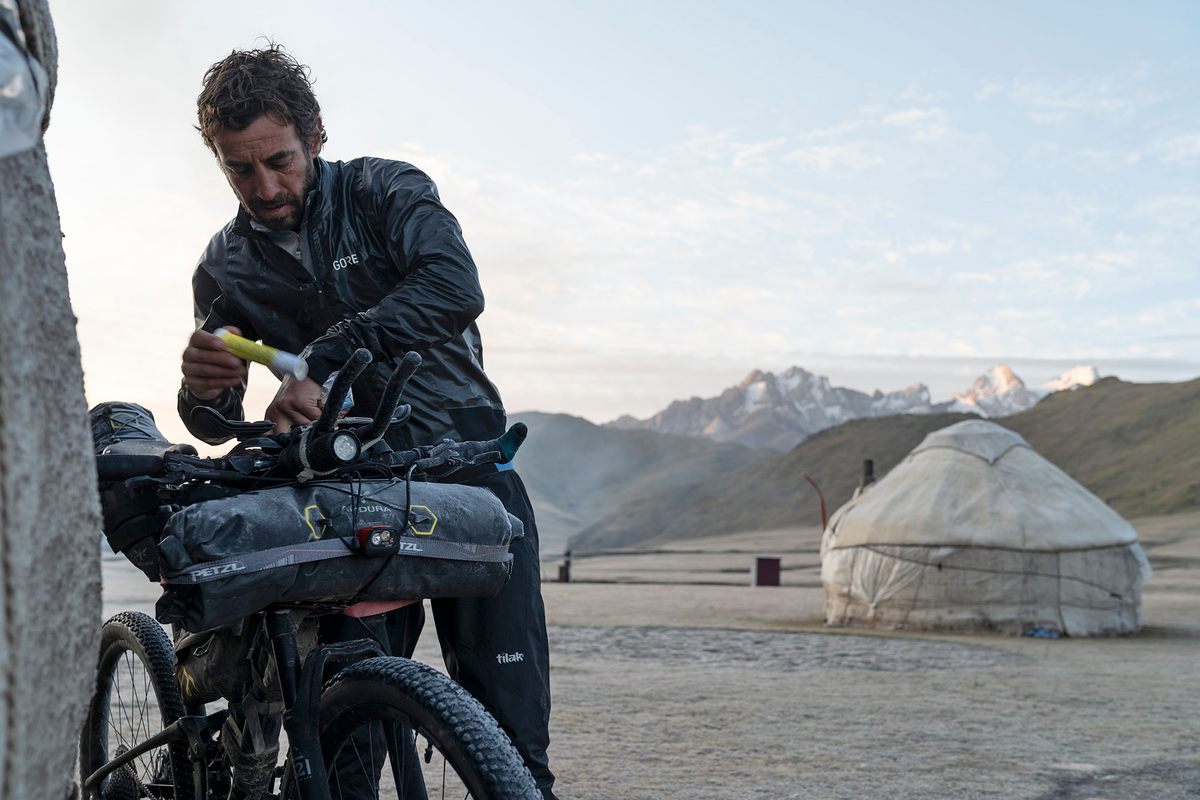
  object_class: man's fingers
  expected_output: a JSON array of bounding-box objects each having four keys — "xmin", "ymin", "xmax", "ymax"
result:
[
  {"xmin": 189, "ymin": 329, "xmax": 227, "ymax": 349},
  {"xmin": 185, "ymin": 344, "xmax": 244, "ymax": 363},
  {"xmin": 265, "ymin": 376, "xmax": 323, "ymax": 435},
  {"xmin": 181, "ymin": 327, "xmax": 249, "ymax": 400},
  {"xmin": 182, "ymin": 333, "xmax": 247, "ymax": 394},
  {"xmin": 266, "ymin": 403, "xmax": 314, "ymax": 434},
  {"xmin": 270, "ymin": 399, "xmax": 320, "ymax": 424}
]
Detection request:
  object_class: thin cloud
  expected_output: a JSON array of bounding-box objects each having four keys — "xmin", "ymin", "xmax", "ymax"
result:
[
  {"xmin": 1155, "ymin": 133, "xmax": 1200, "ymax": 164},
  {"xmin": 881, "ymin": 107, "xmax": 953, "ymax": 142},
  {"xmin": 1029, "ymin": 142, "xmax": 1144, "ymax": 172},
  {"xmin": 682, "ymin": 128, "xmax": 787, "ymax": 169},
  {"xmin": 908, "ymin": 239, "xmax": 956, "ymax": 256},
  {"xmin": 784, "ymin": 143, "xmax": 883, "ymax": 172},
  {"xmin": 978, "ymin": 64, "xmax": 1161, "ymax": 124}
]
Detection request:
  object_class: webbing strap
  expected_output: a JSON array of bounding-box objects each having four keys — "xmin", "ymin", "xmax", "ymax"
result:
[{"xmin": 163, "ymin": 536, "xmax": 512, "ymax": 585}]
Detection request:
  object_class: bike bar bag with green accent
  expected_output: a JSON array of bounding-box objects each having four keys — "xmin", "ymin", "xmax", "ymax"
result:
[
  {"xmin": 90, "ymin": 402, "xmax": 196, "ymax": 581},
  {"xmin": 155, "ymin": 479, "xmax": 522, "ymax": 631}
]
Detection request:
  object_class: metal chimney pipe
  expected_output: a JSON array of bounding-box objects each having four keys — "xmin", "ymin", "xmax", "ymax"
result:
[{"xmin": 861, "ymin": 459, "xmax": 875, "ymax": 488}]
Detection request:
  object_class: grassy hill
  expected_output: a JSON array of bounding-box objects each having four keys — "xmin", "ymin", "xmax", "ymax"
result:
[
  {"xmin": 564, "ymin": 377, "xmax": 1200, "ymax": 552},
  {"xmin": 1002, "ymin": 377, "xmax": 1200, "ymax": 516},
  {"xmin": 511, "ymin": 412, "xmax": 770, "ymax": 555},
  {"xmin": 569, "ymin": 411, "xmax": 979, "ymax": 550}
]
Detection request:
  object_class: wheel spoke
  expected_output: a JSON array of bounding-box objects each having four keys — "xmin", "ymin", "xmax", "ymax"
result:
[{"xmin": 439, "ymin": 751, "xmax": 446, "ymax": 799}]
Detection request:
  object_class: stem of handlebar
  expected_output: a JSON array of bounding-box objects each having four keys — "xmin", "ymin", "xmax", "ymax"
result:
[
  {"xmin": 314, "ymin": 348, "xmax": 373, "ymax": 433},
  {"xmin": 355, "ymin": 352, "xmax": 422, "ymax": 447}
]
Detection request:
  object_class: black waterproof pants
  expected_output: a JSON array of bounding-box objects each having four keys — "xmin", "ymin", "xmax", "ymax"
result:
[{"xmin": 318, "ymin": 468, "xmax": 554, "ymax": 798}]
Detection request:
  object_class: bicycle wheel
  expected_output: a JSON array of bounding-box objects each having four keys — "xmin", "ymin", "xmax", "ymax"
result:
[
  {"xmin": 79, "ymin": 611, "xmax": 193, "ymax": 800},
  {"xmin": 285, "ymin": 656, "xmax": 540, "ymax": 800}
]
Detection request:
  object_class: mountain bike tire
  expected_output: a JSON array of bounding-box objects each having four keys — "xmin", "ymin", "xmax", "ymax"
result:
[
  {"xmin": 283, "ymin": 656, "xmax": 540, "ymax": 800},
  {"xmin": 79, "ymin": 611, "xmax": 194, "ymax": 800}
]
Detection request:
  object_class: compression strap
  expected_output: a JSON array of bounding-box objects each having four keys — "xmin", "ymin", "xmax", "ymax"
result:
[{"xmin": 162, "ymin": 536, "xmax": 512, "ymax": 585}]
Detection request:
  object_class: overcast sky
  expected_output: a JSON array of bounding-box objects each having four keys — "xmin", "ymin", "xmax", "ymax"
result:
[{"xmin": 45, "ymin": 0, "xmax": 1199, "ymax": 444}]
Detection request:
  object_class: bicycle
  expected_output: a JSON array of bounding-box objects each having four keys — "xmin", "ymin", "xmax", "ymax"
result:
[{"xmin": 80, "ymin": 349, "xmax": 542, "ymax": 800}]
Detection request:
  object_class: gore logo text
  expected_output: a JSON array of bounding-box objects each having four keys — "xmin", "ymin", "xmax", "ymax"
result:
[{"xmin": 332, "ymin": 254, "xmax": 360, "ymax": 271}]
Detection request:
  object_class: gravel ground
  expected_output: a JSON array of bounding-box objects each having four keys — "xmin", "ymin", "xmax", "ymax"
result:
[
  {"xmin": 533, "ymin": 613, "xmax": 1199, "ymax": 799},
  {"xmin": 99, "ymin": 510, "xmax": 1200, "ymax": 798},
  {"xmin": 530, "ymin": 511, "xmax": 1200, "ymax": 799}
]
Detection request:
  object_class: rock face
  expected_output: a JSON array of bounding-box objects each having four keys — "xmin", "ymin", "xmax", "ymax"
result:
[
  {"xmin": 0, "ymin": 3, "xmax": 102, "ymax": 797},
  {"xmin": 610, "ymin": 364, "xmax": 1099, "ymax": 451}
]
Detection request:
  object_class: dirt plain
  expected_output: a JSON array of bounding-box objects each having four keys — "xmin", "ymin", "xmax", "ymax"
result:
[{"xmin": 101, "ymin": 510, "xmax": 1200, "ymax": 799}]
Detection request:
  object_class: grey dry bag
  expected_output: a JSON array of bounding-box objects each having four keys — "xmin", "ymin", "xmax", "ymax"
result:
[{"xmin": 156, "ymin": 478, "xmax": 522, "ymax": 631}]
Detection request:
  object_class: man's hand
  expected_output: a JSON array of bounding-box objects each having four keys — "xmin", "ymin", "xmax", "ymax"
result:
[
  {"xmin": 266, "ymin": 374, "xmax": 324, "ymax": 434},
  {"xmin": 182, "ymin": 325, "xmax": 248, "ymax": 400}
]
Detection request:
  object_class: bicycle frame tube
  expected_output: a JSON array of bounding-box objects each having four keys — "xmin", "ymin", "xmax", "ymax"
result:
[{"xmin": 82, "ymin": 710, "xmax": 227, "ymax": 796}]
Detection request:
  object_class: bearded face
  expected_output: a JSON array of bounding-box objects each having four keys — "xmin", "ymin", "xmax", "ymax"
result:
[{"xmin": 212, "ymin": 114, "xmax": 321, "ymax": 232}]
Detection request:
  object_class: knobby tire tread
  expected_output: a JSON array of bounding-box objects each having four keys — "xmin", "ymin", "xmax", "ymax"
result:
[
  {"xmin": 82, "ymin": 611, "xmax": 193, "ymax": 800},
  {"xmin": 317, "ymin": 656, "xmax": 540, "ymax": 799}
]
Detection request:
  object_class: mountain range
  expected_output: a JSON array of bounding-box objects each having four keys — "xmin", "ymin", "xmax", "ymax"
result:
[
  {"xmin": 514, "ymin": 376, "xmax": 1199, "ymax": 555},
  {"xmin": 608, "ymin": 364, "xmax": 1098, "ymax": 451}
]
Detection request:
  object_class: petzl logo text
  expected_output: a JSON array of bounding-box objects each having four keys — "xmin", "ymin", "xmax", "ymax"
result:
[{"xmin": 191, "ymin": 562, "xmax": 246, "ymax": 580}]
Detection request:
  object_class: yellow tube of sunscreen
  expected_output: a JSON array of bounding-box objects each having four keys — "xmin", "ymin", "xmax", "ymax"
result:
[{"xmin": 215, "ymin": 328, "xmax": 308, "ymax": 380}]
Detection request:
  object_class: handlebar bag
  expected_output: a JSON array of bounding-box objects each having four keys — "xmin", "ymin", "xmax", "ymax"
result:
[{"xmin": 155, "ymin": 478, "xmax": 522, "ymax": 631}]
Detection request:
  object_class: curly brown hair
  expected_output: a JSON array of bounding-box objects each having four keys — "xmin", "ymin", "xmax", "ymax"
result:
[{"xmin": 196, "ymin": 43, "xmax": 328, "ymax": 153}]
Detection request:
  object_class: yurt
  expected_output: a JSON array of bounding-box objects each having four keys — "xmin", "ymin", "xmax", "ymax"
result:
[{"xmin": 820, "ymin": 420, "xmax": 1151, "ymax": 636}]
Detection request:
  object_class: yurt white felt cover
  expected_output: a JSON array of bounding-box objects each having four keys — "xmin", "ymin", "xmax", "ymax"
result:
[{"xmin": 820, "ymin": 420, "xmax": 1151, "ymax": 636}]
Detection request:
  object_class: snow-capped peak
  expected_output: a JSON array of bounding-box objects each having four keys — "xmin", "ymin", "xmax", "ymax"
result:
[
  {"xmin": 1041, "ymin": 365, "xmax": 1099, "ymax": 393},
  {"xmin": 607, "ymin": 362, "xmax": 1103, "ymax": 450},
  {"xmin": 949, "ymin": 365, "xmax": 1042, "ymax": 418},
  {"xmin": 975, "ymin": 365, "xmax": 1023, "ymax": 394}
]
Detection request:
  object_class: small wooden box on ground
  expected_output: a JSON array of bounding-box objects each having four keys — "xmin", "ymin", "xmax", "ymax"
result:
[{"xmin": 752, "ymin": 556, "xmax": 781, "ymax": 587}]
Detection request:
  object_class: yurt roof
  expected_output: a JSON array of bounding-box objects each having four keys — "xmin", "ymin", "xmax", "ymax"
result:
[{"xmin": 825, "ymin": 420, "xmax": 1138, "ymax": 552}]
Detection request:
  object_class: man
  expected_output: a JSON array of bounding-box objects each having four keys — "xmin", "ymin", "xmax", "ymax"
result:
[{"xmin": 178, "ymin": 45, "xmax": 555, "ymax": 798}]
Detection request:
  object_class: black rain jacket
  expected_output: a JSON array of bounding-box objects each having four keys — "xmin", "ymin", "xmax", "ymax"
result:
[{"xmin": 178, "ymin": 157, "xmax": 507, "ymax": 449}]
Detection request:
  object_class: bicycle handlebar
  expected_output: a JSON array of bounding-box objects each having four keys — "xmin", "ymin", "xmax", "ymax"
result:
[
  {"xmin": 353, "ymin": 351, "xmax": 421, "ymax": 447},
  {"xmin": 99, "ymin": 350, "xmax": 526, "ymax": 492},
  {"xmin": 314, "ymin": 348, "xmax": 372, "ymax": 434},
  {"xmin": 95, "ymin": 454, "xmax": 166, "ymax": 482},
  {"xmin": 455, "ymin": 422, "xmax": 527, "ymax": 464}
]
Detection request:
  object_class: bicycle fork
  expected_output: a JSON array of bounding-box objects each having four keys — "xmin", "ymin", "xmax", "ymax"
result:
[{"xmin": 265, "ymin": 609, "xmax": 387, "ymax": 800}]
